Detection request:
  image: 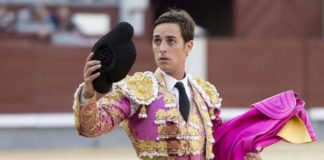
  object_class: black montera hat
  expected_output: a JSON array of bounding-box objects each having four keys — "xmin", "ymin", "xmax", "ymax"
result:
[{"xmin": 91, "ymin": 22, "xmax": 136, "ymax": 94}]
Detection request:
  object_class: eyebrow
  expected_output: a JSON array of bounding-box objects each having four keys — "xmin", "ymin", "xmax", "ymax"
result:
[
  {"xmin": 166, "ymin": 35, "xmax": 176, "ymax": 39},
  {"xmin": 153, "ymin": 35, "xmax": 160, "ymax": 38},
  {"xmin": 153, "ymin": 35, "xmax": 176, "ymax": 39}
]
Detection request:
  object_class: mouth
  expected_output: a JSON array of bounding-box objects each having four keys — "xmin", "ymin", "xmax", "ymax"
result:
[{"xmin": 158, "ymin": 57, "xmax": 170, "ymax": 62}]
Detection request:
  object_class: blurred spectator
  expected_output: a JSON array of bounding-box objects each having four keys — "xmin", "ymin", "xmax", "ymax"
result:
[
  {"xmin": 51, "ymin": 6, "xmax": 78, "ymax": 33},
  {"xmin": 50, "ymin": 6, "xmax": 84, "ymax": 46},
  {"xmin": 15, "ymin": 5, "xmax": 55, "ymax": 39},
  {"xmin": 0, "ymin": 5, "xmax": 15, "ymax": 33}
]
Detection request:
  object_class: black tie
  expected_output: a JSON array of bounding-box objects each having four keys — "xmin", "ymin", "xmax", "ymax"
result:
[{"xmin": 175, "ymin": 82, "xmax": 190, "ymax": 122}]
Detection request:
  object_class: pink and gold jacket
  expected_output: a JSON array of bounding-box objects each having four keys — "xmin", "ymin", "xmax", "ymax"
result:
[{"xmin": 73, "ymin": 70, "xmax": 222, "ymax": 160}]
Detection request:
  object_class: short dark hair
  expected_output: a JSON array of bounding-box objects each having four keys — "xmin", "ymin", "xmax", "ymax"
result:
[{"xmin": 152, "ymin": 9, "xmax": 195, "ymax": 43}]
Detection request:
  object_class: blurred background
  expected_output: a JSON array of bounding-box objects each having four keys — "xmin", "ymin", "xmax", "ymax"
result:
[{"xmin": 0, "ymin": 0, "xmax": 323, "ymax": 159}]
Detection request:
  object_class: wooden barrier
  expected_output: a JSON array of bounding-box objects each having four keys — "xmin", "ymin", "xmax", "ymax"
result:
[
  {"xmin": 1, "ymin": 35, "xmax": 323, "ymax": 113},
  {"xmin": 208, "ymin": 38, "xmax": 324, "ymax": 108},
  {"xmin": 0, "ymin": 35, "xmax": 154, "ymax": 113}
]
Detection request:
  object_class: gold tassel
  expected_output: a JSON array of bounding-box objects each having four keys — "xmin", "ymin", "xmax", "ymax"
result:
[
  {"xmin": 139, "ymin": 105, "xmax": 147, "ymax": 118},
  {"xmin": 209, "ymin": 108, "xmax": 214, "ymax": 115},
  {"xmin": 209, "ymin": 108, "xmax": 216, "ymax": 120}
]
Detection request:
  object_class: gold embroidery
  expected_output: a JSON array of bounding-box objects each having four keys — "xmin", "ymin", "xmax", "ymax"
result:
[
  {"xmin": 200, "ymin": 109, "xmax": 211, "ymax": 126},
  {"xmin": 142, "ymin": 157, "xmax": 175, "ymax": 160},
  {"xmin": 190, "ymin": 114, "xmax": 201, "ymax": 126},
  {"xmin": 192, "ymin": 85, "xmax": 210, "ymax": 157},
  {"xmin": 205, "ymin": 126, "xmax": 214, "ymax": 157},
  {"xmin": 202, "ymin": 109, "xmax": 209, "ymax": 117},
  {"xmin": 99, "ymin": 89, "xmax": 124, "ymax": 104},
  {"xmin": 156, "ymin": 141, "xmax": 168, "ymax": 154},
  {"xmin": 181, "ymin": 140, "xmax": 190, "ymax": 155},
  {"xmin": 157, "ymin": 94, "xmax": 163, "ymax": 100},
  {"xmin": 154, "ymin": 69, "xmax": 177, "ymax": 109},
  {"xmin": 194, "ymin": 94, "xmax": 205, "ymax": 106},
  {"xmin": 180, "ymin": 127, "xmax": 187, "ymax": 136},
  {"xmin": 157, "ymin": 125, "xmax": 165, "ymax": 139},
  {"xmin": 142, "ymin": 140, "xmax": 156, "ymax": 153},
  {"xmin": 189, "ymin": 140, "xmax": 201, "ymax": 152},
  {"xmin": 193, "ymin": 77, "xmax": 220, "ymax": 106},
  {"xmin": 123, "ymin": 72, "xmax": 154, "ymax": 101},
  {"xmin": 158, "ymin": 85, "xmax": 169, "ymax": 93},
  {"xmin": 169, "ymin": 125, "xmax": 181, "ymax": 139},
  {"xmin": 158, "ymin": 124, "xmax": 181, "ymax": 140},
  {"xmin": 123, "ymin": 120, "xmax": 178, "ymax": 159},
  {"xmin": 154, "ymin": 69, "xmax": 166, "ymax": 88},
  {"xmin": 155, "ymin": 109, "xmax": 166, "ymax": 124},
  {"xmin": 77, "ymin": 88, "xmax": 128, "ymax": 138},
  {"xmin": 194, "ymin": 94, "xmax": 208, "ymax": 112},
  {"xmin": 163, "ymin": 93, "xmax": 177, "ymax": 106},
  {"xmin": 209, "ymin": 108, "xmax": 214, "ymax": 117},
  {"xmin": 168, "ymin": 140, "xmax": 181, "ymax": 155},
  {"xmin": 166, "ymin": 108, "xmax": 179, "ymax": 123},
  {"xmin": 119, "ymin": 71, "xmax": 214, "ymax": 159},
  {"xmin": 188, "ymin": 126, "xmax": 199, "ymax": 138},
  {"xmin": 206, "ymin": 143, "xmax": 214, "ymax": 159},
  {"xmin": 206, "ymin": 127, "xmax": 212, "ymax": 137}
]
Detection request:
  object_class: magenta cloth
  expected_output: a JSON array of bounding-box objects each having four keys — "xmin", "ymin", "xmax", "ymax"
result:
[{"xmin": 212, "ymin": 90, "xmax": 316, "ymax": 160}]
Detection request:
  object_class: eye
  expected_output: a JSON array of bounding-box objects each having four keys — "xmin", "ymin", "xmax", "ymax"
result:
[
  {"xmin": 153, "ymin": 38, "xmax": 161, "ymax": 45},
  {"xmin": 167, "ymin": 39, "xmax": 175, "ymax": 44}
]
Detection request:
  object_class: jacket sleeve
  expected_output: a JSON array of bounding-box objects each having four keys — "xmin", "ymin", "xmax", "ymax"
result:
[{"xmin": 73, "ymin": 83, "xmax": 131, "ymax": 137}]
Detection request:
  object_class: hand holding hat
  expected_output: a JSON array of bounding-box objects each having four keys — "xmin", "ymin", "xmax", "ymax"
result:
[{"xmin": 83, "ymin": 22, "xmax": 137, "ymax": 96}]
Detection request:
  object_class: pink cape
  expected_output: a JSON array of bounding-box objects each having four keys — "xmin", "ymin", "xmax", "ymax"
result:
[{"xmin": 212, "ymin": 90, "xmax": 316, "ymax": 160}]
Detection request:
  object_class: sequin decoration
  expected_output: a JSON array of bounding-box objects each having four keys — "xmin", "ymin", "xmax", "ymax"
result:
[
  {"xmin": 155, "ymin": 109, "xmax": 167, "ymax": 124},
  {"xmin": 166, "ymin": 108, "xmax": 179, "ymax": 123},
  {"xmin": 157, "ymin": 124, "xmax": 181, "ymax": 140},
  {"xmin": 114, "ymin": 71, "xmax": 158, "ymax": 105},
  {"xmin": 163, "ymin": 93, "xmax": 177, "ymax": 108},
  {"xmin": 188, "ymin": 75, "xmax": 222, "ymax": 109}
]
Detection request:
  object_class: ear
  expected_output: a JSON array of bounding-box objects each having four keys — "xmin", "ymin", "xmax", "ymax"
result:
[{"xmin": 185, "ymin": 40, "xmax": 193, "ymax": 53}]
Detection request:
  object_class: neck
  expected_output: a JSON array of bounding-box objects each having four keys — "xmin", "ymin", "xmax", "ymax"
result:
[{"xmin": 168, "ymin": 70, "xmax": 185, "ymax": 80}]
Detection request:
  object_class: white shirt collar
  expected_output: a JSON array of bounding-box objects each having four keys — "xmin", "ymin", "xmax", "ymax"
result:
[
  {"xmin": 158, "ymin": 68, "xmax": 191, "ymax": 104},
  {"xmin": 158, "ymin": 68, "xmax": 188, "ymax": 89}
]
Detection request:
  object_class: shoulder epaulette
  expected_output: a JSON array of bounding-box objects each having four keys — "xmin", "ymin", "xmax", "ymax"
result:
[
  {"xmin": 188, "ymin": 75, "xmax": 222, "ymax": 108},
  {"xmin": 113, "ymin": 71, "xmax": 158, "ymax": 105}
]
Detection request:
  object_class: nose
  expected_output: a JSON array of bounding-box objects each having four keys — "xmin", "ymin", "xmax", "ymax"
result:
[{"xmin": 159, "ymin": 41, "xmax": 167, "ymax": 53}]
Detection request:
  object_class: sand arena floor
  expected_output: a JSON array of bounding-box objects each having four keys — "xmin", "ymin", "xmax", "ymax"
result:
[{"xmin": 0, "ymin": 141, "xmax": 323, "ymax": 160}]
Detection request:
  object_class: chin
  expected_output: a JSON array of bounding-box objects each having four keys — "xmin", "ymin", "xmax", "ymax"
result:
[{"xmin": 159, "ymin": 66, "xmax": 171, "ymax": 73}]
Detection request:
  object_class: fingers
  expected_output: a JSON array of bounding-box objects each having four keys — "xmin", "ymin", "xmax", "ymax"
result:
[
  {"xmin": 86, "ymin": 52, "xmax": 94, "ymax": 63},
  {"xmin": 85, "ymin": 72, "xmax": 100, "ymax": 83},
  {"xmin": 83, "ymin": 52, "xmax": 102, "ymax": 89},
  {"xmin": 83, "ymin": 52, "xmax": 101, "ymax": 76},
  {"xmin": 83, "ymin": 52, "xmax": 100, "ymax": 72},
  {"xmin": 83, "ymin": 68, "xmax": 100, "ymax": 98},
  {"xmin": 84, "ymin": 60, "xmax": 101, "ymax": 74},
  {"xmin": 84, "ymin": 63, "xmax": 101, "ymax": 80},
  {"xmin": 84, "ymin": 52, "xmax": 94, "ymax": 72},
  {"xmin": 244, "ymin": 152, "xmax": 262, "ymax": 160},
  {"xmin": 82, "ymin": 52, "xmax": 102, "ymax": 98}
]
